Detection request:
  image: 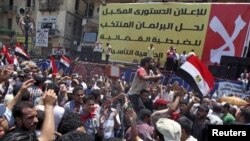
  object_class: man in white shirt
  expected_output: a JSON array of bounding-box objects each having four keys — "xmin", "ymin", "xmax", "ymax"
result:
[
  {"xmin": 179, "ymin": 51, "xmax": 188, "ymax": 66},
  {"xmin": 147, "ymin": 44, "xmax": 155, "ymax": 58},
  {"xmin": 105, "ymin": 43, "xmax": 112, "ymax": 64}
]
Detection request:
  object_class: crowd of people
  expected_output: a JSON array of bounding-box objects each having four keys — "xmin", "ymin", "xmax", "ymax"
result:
[
  {"xmin": 0, "ymin": 55, "xmax": 249, "ymax": 141},
  {"xmin": 164, "ymin": 47, "xmax": 196, "ymax": 72}
]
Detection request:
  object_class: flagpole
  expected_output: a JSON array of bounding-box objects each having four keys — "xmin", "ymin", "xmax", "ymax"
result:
[{"xmin": 242, "ymin": 19, "xmax": 250, "ymax": 58}]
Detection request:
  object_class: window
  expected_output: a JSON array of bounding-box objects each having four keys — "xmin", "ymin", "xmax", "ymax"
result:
[
  {"xmin": 9, "ymin": 0, "xmax": 13, "ymax": 10},
  {"xmin": 85, "ymin": 3, "xmax": 94, "ymax": 18},
  {"xmin": 8, "ymin": 18, "xmax": 12, "ymax": 29},
  {"xmin": 83, "ymin": 32, "xmax": 97, "ymax": 43},
  {"xmin": 41, "ymin": 22, "xmax": 54, "ymax": 29},
  {"xmin": 75, "ymin": 0, "xmax": 79, "ymax": 11},
  {"xmin": 26, "ymin": 0, "xmax": 31, "ymax": 7},
  {"xmin": 73, "ymin": 21, "xmax": 77, "ymax": 34}
]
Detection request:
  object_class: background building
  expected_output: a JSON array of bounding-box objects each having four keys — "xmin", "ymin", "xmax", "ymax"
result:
[
  {"xmin": 0, "ymin": 0, "xmax": 249, "ymax": 60},
  {"xmin": 0, "ymin": 0, "xmax": 87, "ymax": 59}
]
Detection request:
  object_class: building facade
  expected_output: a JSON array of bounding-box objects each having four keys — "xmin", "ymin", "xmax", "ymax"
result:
[
  {"xmin": 1, "ymin": 0, "xmax": 248, "ymax": 60},
  {"xmin": 0, "ymin": 0, "xmax": 87, "ymax": 59}
]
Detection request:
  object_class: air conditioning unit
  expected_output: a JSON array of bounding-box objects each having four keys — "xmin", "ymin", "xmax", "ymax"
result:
[{"xmin": 82, "ymin": 19, "xmax": 87, "ymax": 26}]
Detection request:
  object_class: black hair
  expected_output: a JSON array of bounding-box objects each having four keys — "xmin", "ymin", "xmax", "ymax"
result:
[
  {"xmin": 13, "ymin": 83, "xmax": 22, "ymax": 96},
  {"xmin": 58, "ymin": 81, "xmax": 69, "ymax": 87},
  {"xmin": 20, "ymin": 90, "xmax": 31, "ymax": 101},
  {"xmin": 195, "ymin": 93, "xmax": 203, "ymax": 103},
  {"xmin": 13, "ymin": 101, "xmax": 34, "ymax": 118},
  {"xmin": 91, "ymin": 89, "xmax": 101, "ymax": 100},
  {"xmin": 61, "ymin": 112, "xmax": 80, "ymax": 121},
  {"xmin": 176, "ymin": 116, "xmax": 193, "ymax": 135},
  {"xmin": 42, "ymin": 83, "xmax": 60, "ymax": 95},
  {"xmin": 212, "ymin": 103, "xmax": 222, "ymax": 113},
  {"xmin": 55, "ymin": 131, "xmax": 92, "ymax": 141},
  {"xmin": 72, "ymin": 86, "xmax": 84, "ymax": 95},
  {"xmin": 33, "ymin": 75, "xmax": 46, "ymax": 86},
  {"xmin": 58, "ymin": 119, "xmax": 83, "ymax": 135},
  {"xmin": 240, "ymin": 106, "xmax": 250, "ymax": 123},
  {"xmin": 101, "ymin": 94, "xmax": 112, "ymax": 104},
  {"xmin": 58, "ymin": 113, "xmax": 83, "ymax": 134},
  {"xmin": 82, "ymin": 95, "xmax": 95, "ymax": 104},
  {"xmin": 223, "ymin": 103, "xmax": 231, "ymax": 110},
  {"xmin": 140, "ymin": 89, "xmax": 149, "ymax": 95},
  {"xmin": 1, "ymin": 131, "xmax": 38, "ymax": 141},
  {"xmin": 138, "ymin": 108, "xmax": 152, "ymax": 120},
  {"xmin": 140, "ymin": 57, "xmax": 153, "ymax": 67}
]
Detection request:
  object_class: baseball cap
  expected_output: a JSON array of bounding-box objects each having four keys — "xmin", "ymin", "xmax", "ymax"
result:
[
  {"xmin": 154, "ymin": 99, "xmax": 169, "ymax": 107},
  {"xmin": 156, "ymin": 118, "xmax": 181, "ymax": 141}
]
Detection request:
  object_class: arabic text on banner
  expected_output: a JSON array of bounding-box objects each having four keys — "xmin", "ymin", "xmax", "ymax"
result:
[{"xmin": 98, "ymin": 3, "xmax": 211, "ymax": 66}]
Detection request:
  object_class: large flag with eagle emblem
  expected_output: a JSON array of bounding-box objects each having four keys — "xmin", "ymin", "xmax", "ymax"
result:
[{"xmin": 176, "ymin": 55, "xmax": 214, "ymax": 96}]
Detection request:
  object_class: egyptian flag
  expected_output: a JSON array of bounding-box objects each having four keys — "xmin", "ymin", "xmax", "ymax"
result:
[
  {"xmin": 176, "ymin": 55, "xmax": 214, "ymax": 96},
  {"xmin": 1, "ymin": 45, "xmax": 13, "ymax": 65},
  {"xmin": 13, "ymin": 55, "xmax": 19, "ymax": 66},
  {"xmin": 60, "ymin": 55, "xmax": 71, "ymax": 67},
  {"xmin": 50, "ymin": 55, "xmax": 58, "ymax": 77},
  {"xmin": 15, "ymin": 44, "xmax": 30, "ymax": 60}
]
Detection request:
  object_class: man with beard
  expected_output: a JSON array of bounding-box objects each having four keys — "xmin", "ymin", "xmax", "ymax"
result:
[
  {"xmin": 127, "ymin": 57, "xmax": 163, "ymax": 112},
  {"xmin": 13, "ymin": 101, "xmax": 39, "ymax": 132},
  {"xmin": 4, "ymin": 89, "xmax": 58, "ymax": 141},
  {"xmin": 64, "ymin": 86, "xmax": 85, "ymax": 114},
  {"xmin": 183, "ymin": 96, "xmax": 210, "ymax": 141}
]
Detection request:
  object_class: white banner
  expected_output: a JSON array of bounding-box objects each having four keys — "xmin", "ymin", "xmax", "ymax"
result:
[
  {"xmin": 52, "ymin": 47, "xmax": 65, "ymax": 55},
  {"xmin": 218, "ymin": 81, "xmax": 247, "ymax": 98},
  {"xmin": 35, "ymin": 29, "xmax": 49, "ymax": 47}
]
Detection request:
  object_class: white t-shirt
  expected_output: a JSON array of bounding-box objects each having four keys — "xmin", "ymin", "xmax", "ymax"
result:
[
  {"xmin": 186, "ymin": 135, "xmax": 198, "ymax": 141},
  {"xmin": 179, "ymin": 54, "xmax": 187, "ymax": 64},
  {"xmin": 106, "ymin": 45, "xmax": 112, "ymax": 55},
  {"xmin": 147, "ymin": 47, "xmax": 155, "ymax": 58},
  {"xmin": 36, "ymin": 105, "xmax": 65, "ymax": 131}
]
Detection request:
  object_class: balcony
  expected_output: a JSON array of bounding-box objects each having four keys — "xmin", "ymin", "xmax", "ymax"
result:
[
  {"xmin": 0, "ymin": 27, "xmax": 15, "ymax": 36},
  {"xmin": 39, "ymin": 3, "xmax": 59, "ymax": 12}
]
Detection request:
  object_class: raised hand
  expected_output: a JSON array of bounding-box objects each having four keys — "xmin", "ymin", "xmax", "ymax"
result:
[
  {"xmin": 43, "ymin": 89, "xmax": 57, "ymax": 107},
  {"xmin": 192, "ymin": 96, "xmax": 201, "ymax": 103},
  {"xmin": 0, "ymin": 65, "xmax": 14, "ymax": 82},
  {"xmin": 100, "ymin": 108, "xmax": 109, "ymax": 124},
  {"xmin": 125, "ymin": 108, "xmax": 137, "ymax": 124},
  {"xmin": 176, "ymin": 86, "xmax": 185, "ymax": 97},
  {"xmin": 20, "ymin": 79, "xmax": 35, "ymax": 93}
]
